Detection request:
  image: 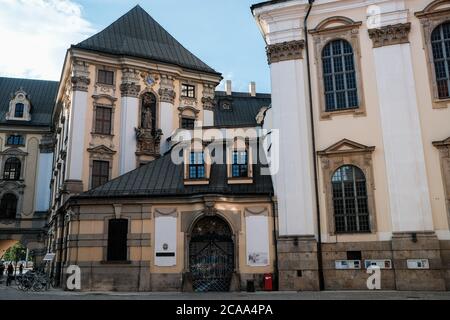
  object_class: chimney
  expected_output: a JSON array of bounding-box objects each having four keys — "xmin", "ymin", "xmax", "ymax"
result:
[
  {"xmin": 249, "ymin": 81, "xmax": 256, "ymax": 97},
  {"xmin": 225, "ymin": 80, "xmax": 232, "ymax": 96}
]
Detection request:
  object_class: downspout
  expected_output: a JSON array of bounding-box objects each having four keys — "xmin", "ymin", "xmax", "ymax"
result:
[{"xmin": 304, "ymin": 0, "xmax": 325, "ymax": 291}]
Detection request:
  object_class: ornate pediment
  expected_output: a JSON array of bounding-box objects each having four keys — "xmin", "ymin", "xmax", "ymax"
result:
[
  {"xmin": 0, "ymin": 148, "xmax": 28, "ymax": 156},
  {"xmin": 309, "ymin": 16, "xmax": 362, "ymax": 35},
  {"xmin": 87, "ymin": 145, "xmax": 116, "ymax": 155},
  {"xmin": 415, "ymin": 0, "xmax": 450, "ymax": 19},
  {"xmin": 317, "ymin": 139, "xmax": 375, "ymax": 157},
  {"xmin": 433, "ymin": 137, "xmax": 450, "ymax": 149}
]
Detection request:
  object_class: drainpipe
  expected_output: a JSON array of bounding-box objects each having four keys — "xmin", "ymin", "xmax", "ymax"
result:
[{"xmin": 304, "ymin": 0, "xmax": 325, "ymax": 291}]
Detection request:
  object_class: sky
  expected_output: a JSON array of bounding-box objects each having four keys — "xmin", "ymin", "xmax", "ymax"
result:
[{"xmin": 0, "ymin": 0, "xmax": 271, "ymax": 93}]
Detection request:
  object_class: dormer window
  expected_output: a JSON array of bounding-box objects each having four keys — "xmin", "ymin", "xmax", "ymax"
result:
[
  {"xmin": 6, "ymin": 89, "xmax": 32, "ymax": 121},
  {"xmin": 232, "ymin": 150, "xmax": 248, "ymax": 177},
  {"xmin": 14, "ymin": 103, "xmax": 24, "ymax": 118},
  {"xmin": 227, "ymin": 140, "xmax": 253, "ymax": 184},
  {"xmin": 189, "ymin": 152, "xmax": 205, "ymax": 179},
  {"xmin": 181, "ymin": 84, "xmax": 196, "ymax": 98}
]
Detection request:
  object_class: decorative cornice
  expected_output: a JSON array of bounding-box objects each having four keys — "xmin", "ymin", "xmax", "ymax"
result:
[
  {"xmin": 120, "ymin": 83, "xmax": 141, "ymax": 98},
  {"xmin": 158, "ymin": 88, "xmax": 176, "ymax": 104},
  {"xmin": 368, "ymin": 23, "xmax": 411, "ymax": 48},
  {"xmin": 39, "ymin": 134, "xmax": 56, "ymax": 153},
  {"xmin": 266, "ymin": 40, "xmax": 304, "ymax": 64},
  {"xmin": 433, "ymin": 137, "xmax": 450, "ymax": 149},
  {"xmin": 71, "ymin": 76, "xmax": 90, "ymax": 92}
]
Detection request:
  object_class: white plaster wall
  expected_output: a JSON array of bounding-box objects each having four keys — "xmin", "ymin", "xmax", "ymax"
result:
[
  {"xmin": 246, "ymin": 215, "xmax": 270, "ymax": 266},
  {"xmin": 35, "ymin": 152, "xmax": 53, "ymax": 212},
  {"xmin": 373, "ymin": 43, "xmax": 434, "ymax": 232},
  {"xmin": 154, "ymin": 215, "xmax": 177, "ymax": 267},
  {"xmin": 67, "ymin": 90, "xmax": 87, "ymax": 180},
  {"xmin": 160, "ymin": 101, "xmax": 174, "ymax": 154},
  {"xmin": 270, "ymin": 58, "xmax": 316, "ymax": 236},
  {"xmin": 203, "ymin": 109, "xmax": 214, "ymax": 127},
  {"xmin": 119, "ymin": 96, "xmax": 139, "ymax": 174}
]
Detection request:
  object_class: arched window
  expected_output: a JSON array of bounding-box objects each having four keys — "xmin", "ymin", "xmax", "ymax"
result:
[
  {"xmin": 431, "ymin": 22, "xmax": 450, "ymax": 99},
  {"xmin": 0, "ymin": 193, "xmax": 18, "ymax": 219},
  {"xmin": 332, "ymin": 165, "xmax": 370, "ymax": 233},
  {"xmin": 14, "ymin": 103, "xmax": 24, "ymax": 118},
  {"xmin": 3, "ymin": 157, "xmax": 21, "ymax": 180},
  {"xmin": 322, "ymin": 39, "xmax": 358, "ymax": 111}
]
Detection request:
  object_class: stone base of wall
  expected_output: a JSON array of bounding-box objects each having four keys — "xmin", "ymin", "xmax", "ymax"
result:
[
  {"xmin": 318, "ymin": 233, "xmax": 449, "ymax": 291},
  {"xmin": 392, "ymin": 232, "xmax": 446, "ymax": 291},
  {"xmin": 277, "ymin": 236, "xmax": 320, "ymax": 291},
  {"xmin": 63, "ymin": 262, "xmax": 151, "ymax": 292}
]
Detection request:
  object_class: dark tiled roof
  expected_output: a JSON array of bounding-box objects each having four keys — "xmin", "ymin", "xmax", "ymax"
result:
[
  {"xmin": 73, "ymin": 5, "xmax": 219, "ymax": 75},
  {"xmin": 0, "ymin": 77, "xmax": 58, "ymax": 127},
  {"xmin": 78, "ymin": 151, "xmax": 273, "ymax": 199},
  {"xmin": 214, "ymin": 91, "xmax": 271, "ymax": 127}
]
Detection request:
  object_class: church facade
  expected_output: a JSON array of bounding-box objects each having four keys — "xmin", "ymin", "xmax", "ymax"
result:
[
  {"xmin": 252, "ymin": 0, "xmax": 450, "ymax": 291},
  {"xmin": 1, "ymin": 0, "xmax": 450, "ymax": 292}
]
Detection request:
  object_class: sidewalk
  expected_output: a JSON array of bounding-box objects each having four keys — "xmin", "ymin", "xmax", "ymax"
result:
[{"xmin": 1, "ymin": 285, "xmax": 450, "ymax": 300}]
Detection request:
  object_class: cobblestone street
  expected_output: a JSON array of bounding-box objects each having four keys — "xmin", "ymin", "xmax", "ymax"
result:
[{"xmin": 1, "ymin": 285, "xmax": 450, "ymax": 300}]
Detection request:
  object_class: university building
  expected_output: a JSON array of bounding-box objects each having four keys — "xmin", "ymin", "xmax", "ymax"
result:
[{"xmin": 0, "ymin": 0, "xmax": 450, "ymax": 292}]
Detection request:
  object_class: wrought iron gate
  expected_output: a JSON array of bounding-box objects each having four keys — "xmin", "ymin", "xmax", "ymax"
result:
[{"xmin": 189, "ymin": 216, "xmax": 234, "ymax": 292}]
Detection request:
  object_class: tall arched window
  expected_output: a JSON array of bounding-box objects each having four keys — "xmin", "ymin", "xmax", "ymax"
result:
[
  {"xmin": 3, "ymin": 157, "xmax": 21, "ymax": 180},
  {"xmin": 332, "ymin": 165, "xmax": 370, "ymax": 233},
  {"xmin": 431, "ymin": 21, "xmax": 450, "ymax": 99},
  {"xmin": 0, "ymin": 193, "xmax": 18, "ymax": 219},
  {"xmin": 322, "ymin": 39, "xmax": 358, "ymax": 111}
]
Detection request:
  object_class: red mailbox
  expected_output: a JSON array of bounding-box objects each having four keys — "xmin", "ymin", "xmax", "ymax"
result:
[{"xmin": 263, "ymin": 273, "xmax": 273, "ymax": 291}]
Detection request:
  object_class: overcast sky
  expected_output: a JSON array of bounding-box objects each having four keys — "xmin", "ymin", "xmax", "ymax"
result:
[{"xmin": 0, "ymin": 0, "xmax": 270, "ymax": 93}]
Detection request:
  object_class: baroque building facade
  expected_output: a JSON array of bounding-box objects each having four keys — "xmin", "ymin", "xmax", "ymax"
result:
[
  {"xmin": 1, "ymin": 0, "xmax": 450, "ymax": 292},
  {"xmin": 252, "ymin": 0, "xmax": 450, "ymax": 290},
  {"xmin": 0, "ymin": 78, "xmax": 58, "ymax": 261}
]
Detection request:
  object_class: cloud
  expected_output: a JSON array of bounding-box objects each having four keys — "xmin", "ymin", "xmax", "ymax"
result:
[{"xmin": 0, "ymin": 0, "xmax": 94, "ymax": 81}]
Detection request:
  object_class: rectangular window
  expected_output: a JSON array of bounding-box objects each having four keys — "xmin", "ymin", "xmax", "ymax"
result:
[
  {"xmin": 94, "ymin": 106, "xmax": 112, "ymax": 135},
  {"xmin": 91, "ymin": 160, "xmax": 109, "ymax": 189},
  {"xmin": 181, "ymin": 117, "xmax": 195, "ymax": 129},
  {"xmin": 189, "ymin": 152, "xmax": 205, "ymax": 179},
  {"xmin": 232, "ymin": 150, "xmax": 248, "ymax": 177},
  {"xmin": 107, "ymin": 219, "xmax": 128, "ymax": 261},
  {"xmin": 14, "ymin": 103, "xmax": 24, "ymax": 118},
  {"xmin": 98, "ymin": 70, "xmax": 114, "ymax": 85},
  {"xmin": 181, "ymin": 84, "xmax": 196, "ymax": 98},
  {"xmin": 6, "ymin": 135, "xmax": 24, "ymax": 146}
]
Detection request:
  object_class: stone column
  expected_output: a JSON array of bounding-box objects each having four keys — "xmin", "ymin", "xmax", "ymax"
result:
[
  {"xmin": 202, "ymin": 83, "xmax": 216, "ymax": 127},
  {"xmin": 34, "ymin": 135, "xmax": 55, "ymax": 212},
  {"xmin": 119, "ymin": 68, "xmax": 141, "ymax": 175},
  {"xmin": 158, "ymin": 74, "xmax": 176, "ymax": 154},
  {"xmin": 368, "ymin": 7, "xmax": 444, "ymax": 290},
  {"xmin": 65, "ymin": 60, "xmax": 90, "ymax": 194},
  {"xmin": 266, "ymin": 36, "xmax": 319, "ymax": 290}
]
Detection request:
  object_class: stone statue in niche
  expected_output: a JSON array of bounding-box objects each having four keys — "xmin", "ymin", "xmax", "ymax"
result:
[{"xmin": 136, "ymin": 92, "xmax": 162, "ymax": 157}]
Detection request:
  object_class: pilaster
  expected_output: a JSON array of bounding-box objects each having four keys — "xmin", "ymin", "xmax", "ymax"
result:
[{"xmin": 119, "ymin": 68, "xmax": 141, "ymax": 175}]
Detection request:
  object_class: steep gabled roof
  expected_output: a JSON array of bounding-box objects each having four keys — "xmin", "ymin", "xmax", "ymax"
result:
[
  {"xmin": 214, "ymin": 91, "xmax": 271, "ymax": 127},
  {"xmin": 73, "ymin": 5, "xmax": 219, "ymax": 75},
  {"xmin": 77, "ymin": 151, "xmax": 273, "ymax": 199},
  {"xmin": 0, "ymin": 77, "xmax": 59, "ymax": 127}
]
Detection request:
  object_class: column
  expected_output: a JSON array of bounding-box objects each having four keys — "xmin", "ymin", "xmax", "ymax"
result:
[
  {"xmin": 34, "ymin": 135, "xmax": 55, "ymax": 212},
  {"xmin": 158, "ymin": 75, "xmax": 176, "ymax": 154},
  {"xmin": 119, "ymin": 68, "xmax": 141, "ymax": 175},
  {"xmin": 267, "ymin": 40, "xmax": 316, "ymax": 237},
  {"xmin": 66, "ymin": 60, "xmax": 90, "ymax": 193},
  {"xmin": 368, "ymin": 6, "xmax": 444, "ymax": 290},
  {"xmin": 266, "ymin": 38, "xmax": 319, "ymax": 291},
  {"xmin": 202, "ymin": 83, "xmax": 216, "ymax": 127},
  {"xmin": 369, "ymin": 21, "xmax": 433, "ymax": 233}
]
